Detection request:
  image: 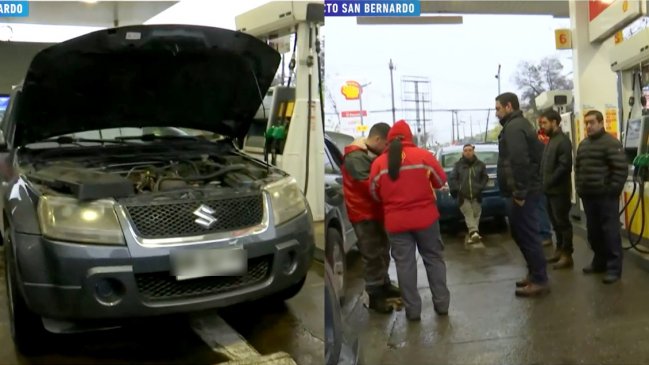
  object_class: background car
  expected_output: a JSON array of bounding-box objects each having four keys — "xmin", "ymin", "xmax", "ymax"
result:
[
  {"xmin": 435, "ymin": 143, "xmax": 507, "ymax": 229},
  {"xmin": 325, "ymin": 131, "xmax": 354, "ymax": 154}
]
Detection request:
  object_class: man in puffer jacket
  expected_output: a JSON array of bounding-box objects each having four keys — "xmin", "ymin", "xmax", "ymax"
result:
[
  {"xmin": 495, "ymin": 92, "xmax": 549, "ymax": 297},
  {"xmin": 448, "ymin": 144, "xmax": 489, "ymax": 243},
  {"xmin": 370, "ymin": 120, "xmax": 449, "ymax": 321},
  {"xmin": 575, "ymin": 110, "xmax": 628, "ymax": 284},
  {"xmin": 342, "ymin": 122, "xmax": 400, "ymax": 313}
]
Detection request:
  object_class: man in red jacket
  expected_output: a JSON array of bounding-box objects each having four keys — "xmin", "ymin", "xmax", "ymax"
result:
[
  {"xmin": 342, "ymin": 122, "xmax": 400, "ymax": 313},
  {"xmin": 369, "ymin": 120, "xmax": 449, "ymax": 321}
]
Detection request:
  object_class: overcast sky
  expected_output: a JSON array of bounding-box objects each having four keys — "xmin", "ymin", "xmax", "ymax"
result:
[{"xmin": 324, "ymin": 15, "xmax": 572, "ymax": 145}]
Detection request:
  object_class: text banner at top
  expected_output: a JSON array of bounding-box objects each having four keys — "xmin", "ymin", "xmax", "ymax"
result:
[
  {"xmin": 0, "ymin": 1, "xmax": 29, "ymax": 17},
  {"xmin": 325, "ymin": 1, "xmax": 420, "ymax": 17}
]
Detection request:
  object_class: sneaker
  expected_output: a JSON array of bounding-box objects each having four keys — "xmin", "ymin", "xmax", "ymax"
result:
[{"xmin": 470, "ymin": 231, "xmax": 482, "ymax": 243}]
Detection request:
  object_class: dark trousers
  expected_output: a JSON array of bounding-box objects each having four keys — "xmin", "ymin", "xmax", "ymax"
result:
[
  {"xmin": 506, "ymin": 192, "xmax": 549, "ymax": 285},
  {"xmin": 388, "ymin": 221, "xmax": 450, "ymax": 316},
  {"xmin": 581, "ymin": 196, "xmax": 623, "ymax": 276},
  {"xmin": 546, "ymin": 193, "xmax": 574, "ymax": 254},
  {"xmin": 352, "ymin": 220, "xmax": 392, "ymax": 293}
]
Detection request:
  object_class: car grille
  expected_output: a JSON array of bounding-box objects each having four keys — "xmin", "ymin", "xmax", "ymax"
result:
[
  {"xmin": 123, "ymin": 194, "xmax": 264, "ymax": 239},
  {"xmin": 135, "ymin": 255, "xmax": 273, "ymax": 301}
]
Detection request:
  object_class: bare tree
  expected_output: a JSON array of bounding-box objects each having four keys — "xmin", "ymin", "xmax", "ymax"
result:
[{"xmin": 513, "ymin": 56, "xmax": 573, "ymax": 114}]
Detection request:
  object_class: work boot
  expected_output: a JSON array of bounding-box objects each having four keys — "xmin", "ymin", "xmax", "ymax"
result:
[
  {"xmin": 383, "ymin": 281, "xmax": 401, "ymax": 299},
  {"xmin": 515, "ymin": 276, "xmax": 530, "ymax": 288},
  {"xmin": 368, "ymin": 293, "xmax": 394, "ymax": 314},
  {"xmin": 515, "ymin": 283, "xmax": 550, "ymax": 297},
  {"xmin": 552, "ymin": 253, "xmax": 573, "ymax": 270},
  {"xmin": 546, "ymin": 249, "xmax": 562, "ymax": 264}
]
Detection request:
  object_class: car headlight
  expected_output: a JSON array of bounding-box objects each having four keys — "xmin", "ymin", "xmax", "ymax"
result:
[
  {"xmin": 37, "ymin": 196, "xmax": 125, "ymax": 245},
  {"xmin": 264, "ymin": 177, "xmax": 308, "ymax": 225}
]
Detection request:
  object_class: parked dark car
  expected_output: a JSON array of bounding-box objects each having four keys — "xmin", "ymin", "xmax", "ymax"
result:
[
  {"xmin": 435, "ymin": 143, "xmax": 507, "ymax": 228},
  {"xmin": 0, "ymin": 24, "xmax": 314, "ymax": 354}
]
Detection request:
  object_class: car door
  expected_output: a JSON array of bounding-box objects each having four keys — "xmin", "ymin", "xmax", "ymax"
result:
[{"xmin": 324, "ymin": 138, "xmax": 356, "ymax": 250}]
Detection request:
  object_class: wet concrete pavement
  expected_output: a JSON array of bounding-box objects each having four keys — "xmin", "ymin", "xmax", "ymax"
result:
[
  {"xmin": 342, "ymin": 223, "xmax": 649, "ymax": 365},
  {"xmin": 0, "ymin": 247, "xmax": 324, "ymax": 365}
]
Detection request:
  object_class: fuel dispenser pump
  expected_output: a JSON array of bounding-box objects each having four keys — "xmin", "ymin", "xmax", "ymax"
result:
[{"xmin": 619, "ymin": 70, "xmax": 649, "ymax": 252}]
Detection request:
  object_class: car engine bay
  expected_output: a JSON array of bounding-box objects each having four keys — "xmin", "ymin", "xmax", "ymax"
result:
[{"xmin": 23, "ymin": 152, "xmax": 283, "ymax": 201}]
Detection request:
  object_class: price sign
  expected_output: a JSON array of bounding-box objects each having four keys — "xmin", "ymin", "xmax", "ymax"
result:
[{"xmin": 555, "ymin": 29, "xmax": 572, "ymax": 49}]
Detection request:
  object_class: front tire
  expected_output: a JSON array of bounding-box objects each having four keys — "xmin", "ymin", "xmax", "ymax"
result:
[{"xmin": 325, "ymin": 228, "xmax": 346, "ymax": 305}]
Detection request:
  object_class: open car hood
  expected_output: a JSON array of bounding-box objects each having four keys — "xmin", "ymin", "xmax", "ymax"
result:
[{"xmin": 12, "ymin": 24, "xmax": 281, "ymax": 146}]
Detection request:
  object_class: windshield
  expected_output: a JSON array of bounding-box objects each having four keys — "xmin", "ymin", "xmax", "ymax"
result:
[
  {"xmin": 25, "ymin": 127, "xmax": 223, "ymax": 148},
  {"xmin": 441, "ymin": 150, "xmax": 499, "ymax": 168}
]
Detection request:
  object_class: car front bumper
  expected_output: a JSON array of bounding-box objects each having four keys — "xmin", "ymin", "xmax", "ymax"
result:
[{"xmin": 12, "ymin": 211, "xmax": 314, "ymax": 320}]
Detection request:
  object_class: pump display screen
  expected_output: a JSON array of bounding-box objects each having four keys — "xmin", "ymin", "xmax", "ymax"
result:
[{"xmin": 625, "ymin": 118, "xmax": 643, "ymax": 149}]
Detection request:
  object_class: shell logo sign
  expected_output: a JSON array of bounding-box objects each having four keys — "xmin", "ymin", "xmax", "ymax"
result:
[{"xmin": 341, "ymin": 80, "xmax": 362, "ymax": 100}]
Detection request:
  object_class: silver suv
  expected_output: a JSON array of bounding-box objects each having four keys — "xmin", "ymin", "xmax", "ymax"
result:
[{"xmin": 0, "ymin": 24, "xmax": 314, "ymax": 354}]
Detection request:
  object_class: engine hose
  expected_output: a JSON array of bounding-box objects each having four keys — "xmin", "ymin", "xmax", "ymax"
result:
[{"xmin": 158, "ymin": 164, "xmax": 247, "ymax": 184}]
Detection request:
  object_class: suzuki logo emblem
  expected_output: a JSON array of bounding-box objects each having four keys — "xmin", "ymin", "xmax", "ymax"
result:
[{"xmin": 193, "ymin": 205, "xmax": 217, "ymax": 229}]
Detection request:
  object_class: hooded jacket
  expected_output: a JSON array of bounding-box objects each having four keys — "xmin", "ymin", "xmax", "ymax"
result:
[
  {"xmin": 497, "ymin": 110, "xmax": 544, "ymax": 199},
  {"xmin": 342, "ymin": 139, "xmax": 382, "ymax": 223},
  {"xmin": 369, "ymin": 120, "xmax": 447, "ymax": 234}
]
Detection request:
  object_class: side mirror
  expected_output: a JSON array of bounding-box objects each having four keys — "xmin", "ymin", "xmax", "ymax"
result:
[{"xmin": 325, "ymin": 186, "xmax": 344, "ymax": 206}]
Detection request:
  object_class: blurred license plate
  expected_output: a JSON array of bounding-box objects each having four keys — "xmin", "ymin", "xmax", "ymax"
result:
[{"xmin": 171, "ymin": 247, "xmax": 247, "ymax": 280}]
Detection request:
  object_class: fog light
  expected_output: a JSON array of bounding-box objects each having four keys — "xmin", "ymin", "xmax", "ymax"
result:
[
  {"xmin": 283, "ymin": 250, "xmax": 298, "ymax": 275},
  {"xmin": 95, "ymin": 278, "xmax": 125, "ymax": 306}
]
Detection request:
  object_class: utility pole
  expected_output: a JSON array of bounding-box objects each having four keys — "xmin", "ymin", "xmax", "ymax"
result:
[
  {"xmin": 359, "ymin": 82, "xmax": 371, "ymax": 137},
  {"xmin": 414, "ymin": 81, "xmax": 421, "ymax": 146},
  {"xmin": 422, "ymin": 95, "xmax": 427, "ymax": 148},
  {"xmin": 495, "ymin": 64, "xmax": 501, "ymax": 95},
  {"xmin": 484, "ymin": 108, "xmax": 491, "ymax": 143},
  {"xmin": 455, "ymin": 111, "xmax": 460, "ymax": 142},
  {"xmin": 389, "ymin": 59, "xmax": 396, "ymax": 124},
  {"xmin": 401, "ymin": 76, "xmax": 431, "ymax": 147},
  {"xmin": 451, "ymin": 110, "xmax": 455, "ymax": 143},
  {"xmin": 469, "ymin": 114, "xmax": 473, "ymax": 141}
]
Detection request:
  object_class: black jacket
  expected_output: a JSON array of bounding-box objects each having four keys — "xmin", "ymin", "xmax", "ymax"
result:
[
  {"xmin": 541, "ymin": 128, "xmax": 573, "ymax": 196},
  {"xmin": 448, "ymin": 156, "xmax": 489, "ymax": 203},
  {"xmin": 575, "ymin": 129, "xmax": 628, "ymax": 197},
  {"xmin": 497, "ymin": 110, "xmax": 544, "ymax": 199}
]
